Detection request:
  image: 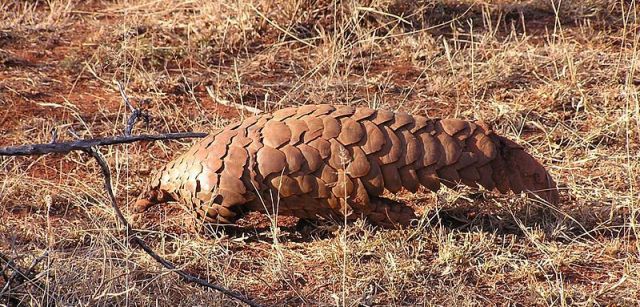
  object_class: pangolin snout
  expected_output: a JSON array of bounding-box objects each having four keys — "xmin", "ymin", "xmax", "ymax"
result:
[{"xmin": 134, "ymin": 189, "xmax": 172, "ymax": 213}]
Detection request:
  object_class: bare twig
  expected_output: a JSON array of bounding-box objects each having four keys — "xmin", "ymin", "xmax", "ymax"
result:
[
  {"xmin": 50, "ymin": 129, "xmax": 58, "ymax": 144},
  {"xmin": 117, "ymin": 81, "xmax": 150, "ymax": 136},
  {"xmin": 0, "ymin": 97, "xmax": 263, "ymax": 306},
  {"xmin": 23, "ymin": 252, "xmax": 48, "ymax": 280},
  {"xmin": 0, "ymin": 252, "xmax": 52, "ymax": 302},
  {"xmin": 0, "ymin": 253, "xmax": 26, "ymax": 286},
  {"xmin": 0, "ymin": 253, "xmax": 20, "ymax": 293},
  {"xmin": 84, "ymin": 147, "xmax": 261, "ymax": 306},
  {"xmin": 117, "ymin": 82, "xmax": 134, "ymax": 113},
  {"xmin": 0, "ymin": 133, "xmax": 206, "ymax": 156},
  {"xmin": 205, "ymin": 86, "xmax": 263, "ymax": 115},
  {"xmin": 0, "ymin": 259, "xmax": 9, "ymax": 281}
]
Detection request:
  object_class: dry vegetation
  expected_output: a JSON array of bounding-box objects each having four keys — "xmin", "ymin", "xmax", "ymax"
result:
[{"xmin": 1, "ymin": 0, "xmax": 639, "ymax": 305}]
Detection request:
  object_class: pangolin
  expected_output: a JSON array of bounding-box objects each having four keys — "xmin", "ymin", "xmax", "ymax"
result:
[{"xmin": 135, "ymin": 104, "xmax": 559, "ymax": 226}]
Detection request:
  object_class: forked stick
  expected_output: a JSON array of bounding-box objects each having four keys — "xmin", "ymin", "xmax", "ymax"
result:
[
  {"xmin": 0, "ymin": 85, "xmax": 262, "ymax": 307},
  {"xmin": 85, "ymin": 148, "xmax": 261, "ymax": 307}
]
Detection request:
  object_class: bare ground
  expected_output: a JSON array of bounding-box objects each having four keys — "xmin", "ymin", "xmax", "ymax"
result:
[{"xmin": 1, "ymin": 0, "xmax": 639, "ymax": 305}]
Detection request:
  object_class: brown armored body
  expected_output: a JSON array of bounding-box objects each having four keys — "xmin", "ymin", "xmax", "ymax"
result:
[{"xmin": 135, "ymin": 104, "xmax": 559, "ymax": 226}]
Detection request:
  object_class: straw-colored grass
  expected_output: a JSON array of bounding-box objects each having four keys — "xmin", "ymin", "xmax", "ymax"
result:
[{"xmin": 1, "ymin": 0, "xmax": 638, "ymax": 305}]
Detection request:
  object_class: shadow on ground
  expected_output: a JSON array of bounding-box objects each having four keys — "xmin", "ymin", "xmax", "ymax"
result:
[{"xmin": 185, "ymin": 193, "xmax": 634, "ymax": 244}]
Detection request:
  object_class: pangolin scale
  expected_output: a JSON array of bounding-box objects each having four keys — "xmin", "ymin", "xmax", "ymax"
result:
[{"xmin": 135, "ymin": 104, "xmax": 559, "ymax": 226}]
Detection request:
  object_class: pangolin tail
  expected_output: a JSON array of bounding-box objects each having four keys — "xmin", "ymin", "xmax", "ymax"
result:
[
  {"xmin": 420, "ymin": 119, "xmax": 559, "ymax": 205},
  {"xmin": 488, "ymin": 134, "xmax": 559, "ymax": 204}
]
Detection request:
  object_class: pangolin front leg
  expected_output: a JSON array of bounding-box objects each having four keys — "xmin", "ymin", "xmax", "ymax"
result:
[{"xmin": 135, "ymin": 104, "xmax": 559, "ymax": 227}]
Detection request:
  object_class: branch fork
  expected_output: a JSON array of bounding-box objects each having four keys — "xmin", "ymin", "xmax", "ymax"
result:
[{"xmin": 0, "ymin": 84, "xmax": 262, "ymax": 307}]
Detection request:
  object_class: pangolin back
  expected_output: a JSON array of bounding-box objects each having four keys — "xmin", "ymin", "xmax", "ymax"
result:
[{"xmin": 136, "ymin": 104, "xmax": 559, "ymax": 225}]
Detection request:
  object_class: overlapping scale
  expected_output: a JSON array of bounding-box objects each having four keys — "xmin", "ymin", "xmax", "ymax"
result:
[{"xmin": 139, "ymin": 103, "xmax": 559, "ymax": 226}]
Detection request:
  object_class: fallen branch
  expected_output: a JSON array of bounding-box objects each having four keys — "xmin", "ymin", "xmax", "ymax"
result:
[
  {"xmin": 0, "ymin": 88, "xmax": 262, "ymax": 306},
  {"xmin": 85, "ymin": 148, "xmax": 261, "ymax": 306},
  {"xmin": 0, "ymin": 133, "xmax": 206, "ymax": 156}
]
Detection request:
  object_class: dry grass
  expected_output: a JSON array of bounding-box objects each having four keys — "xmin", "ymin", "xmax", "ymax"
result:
[{"xmin": 1, "ymin": 0, "xmax": 639, "ymax": 305}]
